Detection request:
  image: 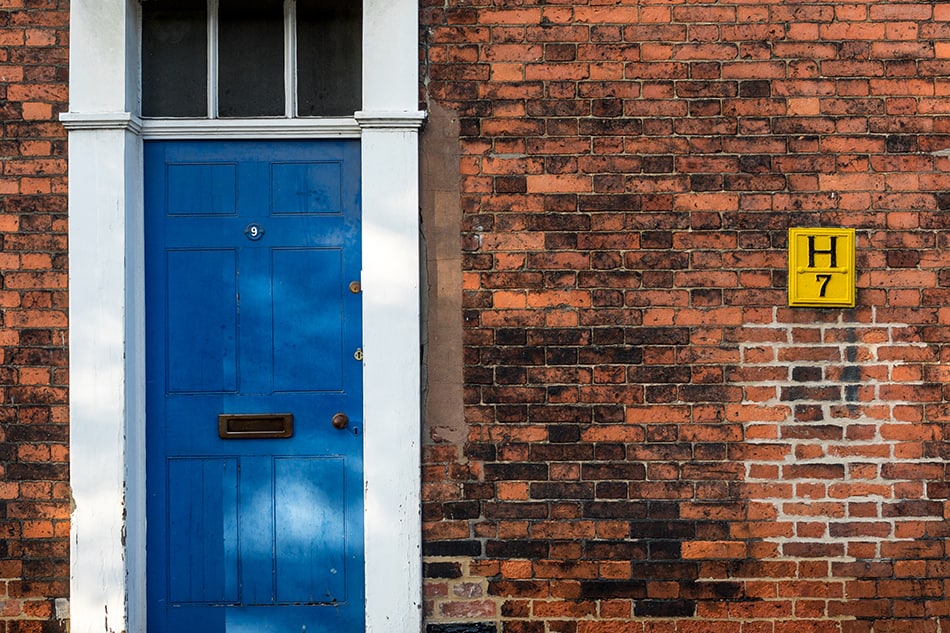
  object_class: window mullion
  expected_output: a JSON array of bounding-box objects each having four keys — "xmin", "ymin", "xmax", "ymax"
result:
[
  {"xmin": 208, "ymin": 0, "xmax": 219, "ymax": 119},
  {"xmin": 284, "ymin": 0, "xmax": 296, "ymax": 118}
]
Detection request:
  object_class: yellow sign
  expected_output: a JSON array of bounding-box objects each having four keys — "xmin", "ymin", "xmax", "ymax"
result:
[{"xmin": 788, "ymin": 228, "xmax": 856, "ymax": 307}]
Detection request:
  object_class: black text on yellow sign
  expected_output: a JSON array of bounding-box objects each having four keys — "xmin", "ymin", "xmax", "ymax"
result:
[{"xmin": 788, "ymin": 228, "xmax": 856, "ymax": 308}]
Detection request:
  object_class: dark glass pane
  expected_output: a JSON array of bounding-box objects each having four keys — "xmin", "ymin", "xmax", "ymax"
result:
[
  {"xmin": 142, "ymin": 0, "xmax": 208, "ymax": 118},
  {"xmin": 218, "ymin": 0, "xmax": 285, "ymax": 117},
  {"xmin": 297, "ymin": 0, "xmax": 362, "ymax": 116}
]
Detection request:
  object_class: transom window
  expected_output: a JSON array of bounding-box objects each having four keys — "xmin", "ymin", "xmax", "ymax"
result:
[{"xmin": 142, "ymin": 0, "xmax": 361, "ymax": 118}]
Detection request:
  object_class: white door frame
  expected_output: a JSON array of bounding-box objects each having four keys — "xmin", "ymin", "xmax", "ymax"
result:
[{"xmin": 62, "ymin": 1, "xmax": 425, "ymax": 631}]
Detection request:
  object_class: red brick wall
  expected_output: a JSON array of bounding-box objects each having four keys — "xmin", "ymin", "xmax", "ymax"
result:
[
  {"xmin": 421, "ymin": 1, "xmax": 950, "ymax": 632},
  {"xmin": 0, "ymin": 1, "xmax": 69, "ymax": 632}
]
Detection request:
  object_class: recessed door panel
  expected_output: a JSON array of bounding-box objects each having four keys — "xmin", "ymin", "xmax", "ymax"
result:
[
  {"xmin": 166, "ymin": 249, "xmax": 238, "ymax": 393},
  {"xmin": 272, "ymin": 162, "xmax": 343, "ymax": 214},
  {"xmin": 274, "ymin": 457, "xmax": 347, "ymax": 603},
  {"xmin": 167, "ymin": 458, "xmax": 239, "ymax": 605},
  {"xmin": 146, "ymin": 140, "xmax": 363, "ymax": 633},
  {"xmin": 273, "ymin": 248, "xmax": 343, "ymax": 392},
  {"xmin": 167, "ymin": 163, "xmax": 237, "ymax": 215}
]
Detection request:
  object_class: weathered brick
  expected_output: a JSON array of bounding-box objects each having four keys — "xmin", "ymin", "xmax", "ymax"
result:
[{"xmin": 0, "ymin": 1, "xmax": 69, "ymax": 631}]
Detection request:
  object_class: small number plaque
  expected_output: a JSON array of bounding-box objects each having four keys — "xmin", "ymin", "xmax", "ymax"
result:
[{"xmin": 244, "ymin": 223, "xmax": 265, "ymax": 241}]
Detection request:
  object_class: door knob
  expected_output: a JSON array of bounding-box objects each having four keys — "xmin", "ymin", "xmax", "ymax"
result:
[{"xmin": 331, "ymin": 412, "xmax": 349, "ymax": 430}]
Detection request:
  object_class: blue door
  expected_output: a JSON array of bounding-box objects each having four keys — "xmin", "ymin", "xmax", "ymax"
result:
[{"xmin": 145, "ymin": 140, "xmax": 363, "ymax": 633}]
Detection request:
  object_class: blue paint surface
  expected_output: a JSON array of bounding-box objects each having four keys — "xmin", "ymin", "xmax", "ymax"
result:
[{"xmin": 146, "ymin": 140, "xmax": 363, "ymax": 633}]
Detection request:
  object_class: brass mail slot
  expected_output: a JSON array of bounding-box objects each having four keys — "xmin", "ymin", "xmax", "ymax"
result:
[{"xmin": 218, "ymin": 413, "xmax": 293, "ymax": 439}]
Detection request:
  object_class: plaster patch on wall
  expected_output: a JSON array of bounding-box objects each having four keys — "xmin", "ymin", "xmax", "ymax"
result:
[{"xmin": 421, "ymin": 103, "xmax": 465, "ymax": 445}]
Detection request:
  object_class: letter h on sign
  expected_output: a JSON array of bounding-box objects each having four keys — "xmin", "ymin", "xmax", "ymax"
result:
[
  {"xmin": 788, "ymin": 228, "xmax": 856, "ymax": 308},
  {"xmin": 807, "ymin": 236, "xmax": 837, "ymax": 268}
]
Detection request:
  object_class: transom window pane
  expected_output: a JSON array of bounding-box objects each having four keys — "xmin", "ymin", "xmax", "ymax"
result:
[
  {"xmin": 218, "ymin": 0, "xmax": 285, "ymax": 117},
  {"xmin": 297, "ymin": 0, "xmax": 361, "ymax": 116},
  {"xmin": 141, "ymin": 0, "xmax": 362, "ymax": 118},
  {"xmin": 142, "ymin": 0, "xmax": 208, "ymax": 118}
]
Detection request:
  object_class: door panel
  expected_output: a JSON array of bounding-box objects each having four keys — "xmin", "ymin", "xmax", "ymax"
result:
[
  {"xmin": 146, "ymin": 140, "xmax": 363, "ymax": 633},
  {"xmin": 167, "ymin": 458, "xmax": 239, "ymax": 605},
  {"xmin": 272, "ymin": 248, "xmax": 344, "ymax": 392},
  {"xmin": 167, "ymin": 163, "xmax": 237, "ymax": 215},
  {"xmin": 272, "ymin": 162, "xmax": 343, "ymax": 214},
  {"xmin": 165, "ymin": 249, "xmax": 238, "ymax": 393},
  {"xmin": 273, "ymin": 457, "xmax": 347, "ymax": 603}
]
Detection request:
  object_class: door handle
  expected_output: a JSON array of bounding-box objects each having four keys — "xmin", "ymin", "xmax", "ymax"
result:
[
  {"xmin": 331, "ymin": 413, "xmax": 349, "ymax": 430},
  {"xmin": 218, "ymin": 413, "xmax": 293, "ymax": 439}
]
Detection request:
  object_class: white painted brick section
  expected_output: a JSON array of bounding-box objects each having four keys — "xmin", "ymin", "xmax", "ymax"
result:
[{"xmin": 734, "ymin": 309, "xmax": 941, "ymax": 565}]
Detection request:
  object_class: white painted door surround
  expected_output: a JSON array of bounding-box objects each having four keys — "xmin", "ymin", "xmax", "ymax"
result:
[{"xmin": 62, "ymin": 1, "xmax": 425, "ymax": 631}]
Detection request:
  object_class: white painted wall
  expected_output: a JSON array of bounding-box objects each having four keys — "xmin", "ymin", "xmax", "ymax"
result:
[{"xmin": 64, "ymin": 1, "xmax": 425, "ymax": 631}]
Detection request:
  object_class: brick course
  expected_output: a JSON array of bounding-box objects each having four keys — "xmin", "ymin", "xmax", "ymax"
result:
[
  {"xmin": 0, "ymin": 1, "xmax": 68, "ymax": 632},
  {"xmin": 421, "ymin": 0, "xmax": 950, "ymax": 631}
]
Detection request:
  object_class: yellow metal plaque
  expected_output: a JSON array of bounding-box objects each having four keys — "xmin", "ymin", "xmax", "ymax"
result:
[{"xmin": 788, "ymin": 228, "xmax": 856, "ymax": 307}]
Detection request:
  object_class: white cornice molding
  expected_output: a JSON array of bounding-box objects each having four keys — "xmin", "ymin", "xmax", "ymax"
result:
[
  {"xmin": 140, "ymin": 117, "xmax": 362, "ymax": 139},
  {"xmin": 59, "ymin": 112, "xmax": 429, "ymax": 136},
  {"xmin": 355, "ymin": 110, "xmax": 427, "ymax": 130},
  {"xmin": 59, "ymin": 111, "xmax": 143, "ymax": 133}
]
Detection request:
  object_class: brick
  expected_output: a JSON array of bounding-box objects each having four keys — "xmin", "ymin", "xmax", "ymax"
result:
[
  {"xmin": 680, "ymin": 541, "xmax": 747, "ymax": 560},
  {"xmin": 439, "ymin": 599, "xmax": 497, "ymax": 619}
]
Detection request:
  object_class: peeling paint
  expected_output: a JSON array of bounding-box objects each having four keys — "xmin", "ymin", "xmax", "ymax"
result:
[{"xmin": 55, "ymin": 597, "xmax": 70, "ymax": 621}]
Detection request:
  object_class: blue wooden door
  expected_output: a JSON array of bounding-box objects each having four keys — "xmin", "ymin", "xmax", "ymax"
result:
[{"xmin": 145, "ymin": 140, "xmax": 363, "ymax": 633}]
